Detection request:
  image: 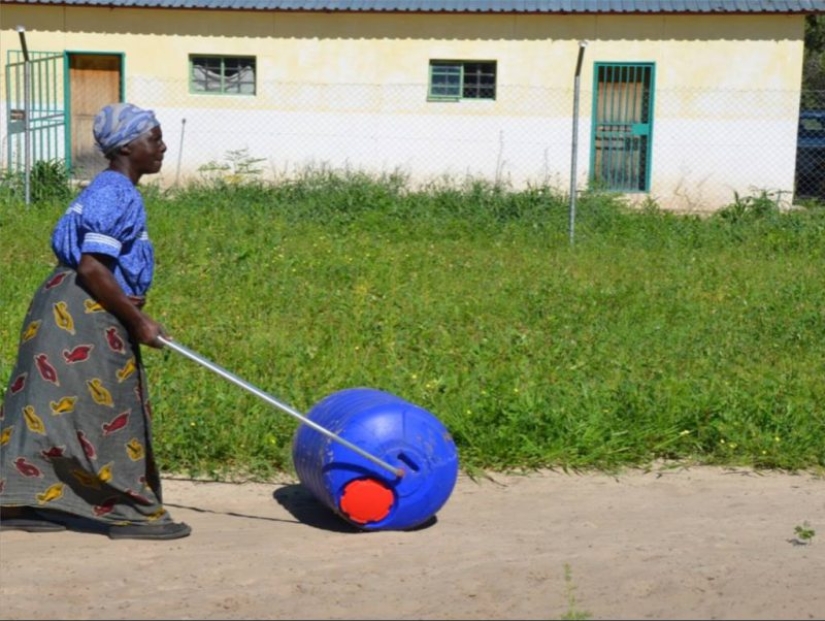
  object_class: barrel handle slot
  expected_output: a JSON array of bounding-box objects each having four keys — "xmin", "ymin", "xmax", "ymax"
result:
[{"xmin": 397, "ymin": 452, "xmax": 420, "ymax": 472}]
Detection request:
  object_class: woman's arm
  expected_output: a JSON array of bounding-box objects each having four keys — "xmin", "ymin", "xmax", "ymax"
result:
[{"xmin": 76, "ymin": 252, "xmax": 166, "ymax": 348}]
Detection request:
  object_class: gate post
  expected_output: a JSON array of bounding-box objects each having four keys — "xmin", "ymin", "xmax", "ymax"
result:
[{"xmin": 16, "ymin": 25, "xmax": 31, "ymax": 206}]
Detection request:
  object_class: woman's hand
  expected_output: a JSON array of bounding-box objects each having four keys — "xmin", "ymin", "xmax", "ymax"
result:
[{"xmin": 131, "ymin": 314, "xmax": 168, "ymax": 349}]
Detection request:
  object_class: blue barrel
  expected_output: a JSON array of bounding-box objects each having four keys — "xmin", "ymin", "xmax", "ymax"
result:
[{"xmin": 291, "ymin": 387, "xmax": 459, "ymax": 531}]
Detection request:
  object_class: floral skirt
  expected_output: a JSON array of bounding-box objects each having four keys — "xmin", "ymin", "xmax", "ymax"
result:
[{"xmin": 0, "ymin": 266, "xmax": 171, "ymax": 525}]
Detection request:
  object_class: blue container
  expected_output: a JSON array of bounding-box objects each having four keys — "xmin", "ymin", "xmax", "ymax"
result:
[{"xmin": 292, "ymin": 387, "xmax": 459, "ymax": 531}]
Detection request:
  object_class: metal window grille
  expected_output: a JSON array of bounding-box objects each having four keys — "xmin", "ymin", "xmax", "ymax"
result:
[
  {"xmin": 429, "ymin": 61, "xmax": 495, "ymax": 100},
  {"xmin": 191, "ymin": 56, "xmax": 256, "ymax": 95},
  {"xmin": 462, "ymin": 62, "xmax": 496, "ymax": 100}
]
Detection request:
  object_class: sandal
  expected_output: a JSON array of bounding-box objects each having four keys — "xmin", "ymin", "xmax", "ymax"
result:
[
  {"xmin": 0, "ymin": 506, "xmax": 67, "ymax": 533},
  {"xmin": 107, "ymin": 521, "xmax": 192, "ymax": 541}
]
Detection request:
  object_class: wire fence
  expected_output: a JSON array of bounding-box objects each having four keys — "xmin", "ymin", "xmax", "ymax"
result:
[{"xmin": 3, "ymin": 75, "xmax": 825, "ymax": 212}]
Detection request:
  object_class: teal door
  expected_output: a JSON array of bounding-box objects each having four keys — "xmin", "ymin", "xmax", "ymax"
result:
[{"xmin": 590, "ymin": 63, "xmax": 655, "ymax": 192}]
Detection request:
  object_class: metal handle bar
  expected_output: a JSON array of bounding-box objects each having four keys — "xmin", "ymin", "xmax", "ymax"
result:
[{"xmin": 157, "ymin": 336, "xmax": 404, "ymax": 479}]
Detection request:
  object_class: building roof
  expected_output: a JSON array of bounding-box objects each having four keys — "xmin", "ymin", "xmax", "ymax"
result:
[{"xmin": 2, "ymin": 0, "xmax": 824, "ymax": 13}]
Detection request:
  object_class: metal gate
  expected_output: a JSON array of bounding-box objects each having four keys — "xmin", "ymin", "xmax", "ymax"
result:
[
  {"xmin": 590, "ymin": 63, "xmax": 655, "ymax": 192},
  {"xmin": 5, "ymin": 50, "xmax": 67, "ymax": 174}
]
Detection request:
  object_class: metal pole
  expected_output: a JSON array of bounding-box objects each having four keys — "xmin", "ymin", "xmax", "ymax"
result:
[
  {"xmin": 569, "ymin": 40, "xmax": 588, "ymax": 246},
  {"xmin": 17, "ymin": 25, "xmax": 31, "ymax": 206},
  {"xmin": 157, "ymin": 336, "xmax": 405, "ymax": 479},
  {"xmin": 175, "ymin": 118, "xmax": 186, "ymax": 187}
]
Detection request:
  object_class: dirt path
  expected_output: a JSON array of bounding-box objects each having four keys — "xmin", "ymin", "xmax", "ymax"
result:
[{"xmin": 1, "ymin": 465, "xmax": 823, "ymax": 620}]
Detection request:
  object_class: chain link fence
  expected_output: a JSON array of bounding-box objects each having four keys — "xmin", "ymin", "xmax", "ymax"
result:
[
  {"xmin": 796, "ymin": 90, "xmax": 825, "ymax": 199},
  {"xmin": 3, "ymin": 74, "xmax": 823, "ymax": 212}
]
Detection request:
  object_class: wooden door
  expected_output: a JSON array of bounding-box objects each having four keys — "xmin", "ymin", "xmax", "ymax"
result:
[{"xmin": 69, "ymin": 54, "xmax": 121, "ymax": 179}]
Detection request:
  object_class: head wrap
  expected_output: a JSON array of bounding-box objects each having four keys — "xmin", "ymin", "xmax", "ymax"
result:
[{"xmin": 93, "ymin": 102, "xmax": 160, "ymax": 156}]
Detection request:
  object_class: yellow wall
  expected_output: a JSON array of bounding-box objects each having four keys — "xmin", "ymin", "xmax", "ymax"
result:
[
  {"xmin": 0, "ymin": 7, "xmax": 804, "ymax": 100},
  {"xmin": 0, "ymin": 5, "xmax": 808, "ymax": 211}
]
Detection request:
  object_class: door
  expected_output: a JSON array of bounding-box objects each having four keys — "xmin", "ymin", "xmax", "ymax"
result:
[
  {"xmin": 590, "ymin": 63, "xmax": 655, "ymax": 192},
  {"xmin": 69, "ymin": 53, "xmax": 122, "ymax": 179}
]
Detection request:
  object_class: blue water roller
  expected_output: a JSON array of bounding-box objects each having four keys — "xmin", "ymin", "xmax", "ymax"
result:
[
  {"xmin": 154, "ymin": 339, "xmax": 458, "ymax": 531},
  {"xmin": 292, "ymin": 387, "xmax": 460, "ymax": 531}
]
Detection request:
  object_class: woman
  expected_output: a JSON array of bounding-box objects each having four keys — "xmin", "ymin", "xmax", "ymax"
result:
[{"xmin": 0, "ymin": 102, "xmax": 191, "ymax": 540}]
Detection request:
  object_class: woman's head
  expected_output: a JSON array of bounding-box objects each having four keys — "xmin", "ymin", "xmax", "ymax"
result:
[{"xmin": 93, "ymin": 102, "xmax": 160, "ymax": 159}]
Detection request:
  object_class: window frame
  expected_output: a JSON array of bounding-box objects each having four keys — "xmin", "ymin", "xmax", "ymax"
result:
[
  {"xmin": 189, "ymin": 54, "xmax": 257, "ymax": 96},
  {"xmin": 428, "ymin": 60, "xmax": 497, "ymax": 101}
]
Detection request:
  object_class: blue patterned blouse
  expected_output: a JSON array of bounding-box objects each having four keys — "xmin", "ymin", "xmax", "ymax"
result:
[{"xmin": 51, "ymin": 170, "xmax": 155, "ymax": 297}]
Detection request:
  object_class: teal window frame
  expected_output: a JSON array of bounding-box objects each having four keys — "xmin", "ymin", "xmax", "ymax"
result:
[
  {"xmin": 428, "ymin": 60, "xmax": 496, "ymax": 101},
  {"xmin": 189, "ymin": 55, "xmax": 256, "ymax": 95}
]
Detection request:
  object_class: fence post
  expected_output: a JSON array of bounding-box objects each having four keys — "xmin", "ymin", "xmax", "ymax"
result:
[
  {"xmin": 17, "ymin": 25, "xmax": 31, "ymax": 207},
  {"xmin": 569, "ymin": 40, "xmax": 588, "ymax": 246}
]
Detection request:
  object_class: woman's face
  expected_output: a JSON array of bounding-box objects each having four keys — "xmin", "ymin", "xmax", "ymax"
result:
[{"xmin": 128, "ymin": 126, "xmax": 166, "ymax": 175}]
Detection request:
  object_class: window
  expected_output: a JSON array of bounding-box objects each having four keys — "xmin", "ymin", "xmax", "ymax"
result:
[
  {"xmin": 190, "ymin": 55, "xmax": 256, "ymax": 95},
  {"xmin": 428, "ymin": 61, "xmax": 496, "ymax": 100}
]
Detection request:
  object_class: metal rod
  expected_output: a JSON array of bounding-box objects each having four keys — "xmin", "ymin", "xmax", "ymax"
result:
[{"xmin": 157, "ymin": 336, "xmax": 404, "ymax": 478}]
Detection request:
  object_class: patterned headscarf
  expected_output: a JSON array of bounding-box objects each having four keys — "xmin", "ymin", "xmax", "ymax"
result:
[{"xmin": 93, "ymin": 102, "xmax": 160, "ymax": 156}]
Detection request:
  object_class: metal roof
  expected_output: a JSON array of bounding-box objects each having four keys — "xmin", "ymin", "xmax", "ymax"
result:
[{"xmin": 2, "ymin": 0, "xmax": 824, "ymax": 13}]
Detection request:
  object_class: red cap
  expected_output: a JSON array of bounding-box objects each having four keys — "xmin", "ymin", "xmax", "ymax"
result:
[{"xmin": 339, "ymin": 478, "xmax": 395, "ymax": 524}]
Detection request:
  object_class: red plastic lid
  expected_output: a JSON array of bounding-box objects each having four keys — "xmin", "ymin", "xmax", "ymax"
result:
[{"xmin": 339, "ymin": 478, "xmax": 395, "ymax": 524}]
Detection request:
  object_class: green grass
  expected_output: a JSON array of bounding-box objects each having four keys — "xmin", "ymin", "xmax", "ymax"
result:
[{"xmin": 2, "ymin": 171, "xmax": 825, "ymax": 481}]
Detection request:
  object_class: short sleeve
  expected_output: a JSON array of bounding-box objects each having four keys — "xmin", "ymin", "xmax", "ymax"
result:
[
  {"xmin": 79, "ymin": 182, "xmax": 142, "ymax": 258},
  {"xmin": 51, "ymin": 170, "xmax": 153, "ymax": 296}
]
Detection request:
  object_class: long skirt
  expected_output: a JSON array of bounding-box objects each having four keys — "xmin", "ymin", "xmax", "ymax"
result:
[{"xmin": 0, "ymin": 266, "xmax": 172, "ymax": 526}]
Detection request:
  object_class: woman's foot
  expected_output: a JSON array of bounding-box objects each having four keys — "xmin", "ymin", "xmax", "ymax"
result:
[
  {"xmin": 0, "ymin": 506, "xmax": 67, "ymax": 533},
  {"xmin": 107, "ymin": 521, "xmax": 192, "ymax": 540},
  {"xmin": 2, "ymin": 506, "xmax": 191, "ymax": 539}
]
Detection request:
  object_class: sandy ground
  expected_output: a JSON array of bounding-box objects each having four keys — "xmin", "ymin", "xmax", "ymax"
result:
[{"xmin": 0, "ymin": 465, "xmax": 823, "ymax": 620}]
